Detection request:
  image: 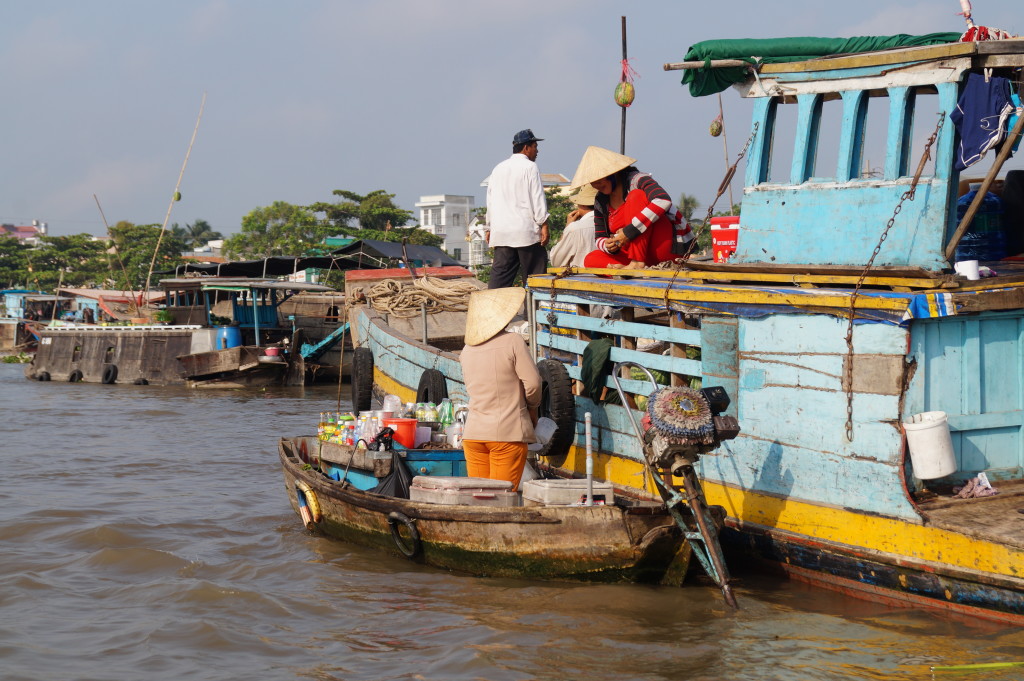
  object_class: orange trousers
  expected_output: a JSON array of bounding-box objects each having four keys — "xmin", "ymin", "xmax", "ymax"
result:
[{"xmin": 461, "ymin": 440, "xmax": 528, "ymax": 491}]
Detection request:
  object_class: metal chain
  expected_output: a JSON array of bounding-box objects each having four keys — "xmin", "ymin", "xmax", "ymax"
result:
[
  {"xmin": 843, "ymin": 114, "xmax": 944, "ymax": 441},
  {"xmin": 683, "ymin": 122, "xmax": 760, "ymax": 262},
  {"xmin": 663, "ymin": 123, "xmax": 760, "ymax": 312}
]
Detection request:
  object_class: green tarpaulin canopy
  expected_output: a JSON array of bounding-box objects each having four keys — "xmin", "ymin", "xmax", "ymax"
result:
[{"xmin": 681, "ymin": 33, "xmax": 962, "ymax": 97}]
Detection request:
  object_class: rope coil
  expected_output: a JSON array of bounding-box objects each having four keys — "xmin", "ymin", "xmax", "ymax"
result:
[{"xmin": 352, "ymin": 276, "xmax": 484, "ymax": 318}]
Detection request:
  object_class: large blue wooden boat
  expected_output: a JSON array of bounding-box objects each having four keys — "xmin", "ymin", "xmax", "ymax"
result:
[{"xmin": 351, "ymin": 35, "xmax": 1024, "ymax": 622}]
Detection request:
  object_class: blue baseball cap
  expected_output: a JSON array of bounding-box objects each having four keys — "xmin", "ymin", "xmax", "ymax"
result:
[{"xmin": 513, "ymin": 129, "xmax": 543, "ymax": 145}]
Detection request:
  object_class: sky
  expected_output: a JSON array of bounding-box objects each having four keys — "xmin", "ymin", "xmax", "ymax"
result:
[{"xmin": 2, "ymin": 0, "xmax": 1021, "ymax": 238}]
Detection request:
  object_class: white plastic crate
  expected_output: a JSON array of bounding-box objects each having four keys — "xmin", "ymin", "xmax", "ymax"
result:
[
  {"xmin": 409, "ymin": 476, "xmax": 520, "ymax": 507},
  {"xmin": 521, "ymin": 479, "xmax": 615, "ymax": 506}
]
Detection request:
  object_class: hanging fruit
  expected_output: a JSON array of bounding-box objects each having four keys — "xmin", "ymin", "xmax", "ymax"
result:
[
  {"xmin": 614, "ymin": 81, "xmax": 635, "ymax": 108},
  {"xmin": 709, "ymin": 114, "xmax": 723, "ymax": 137},
  {"xmin": 173, "ymin": 191, "xmax": 182, "ymax": 201},
  {"xmin": 615, "ymin": 58, "xmax": 639, "ymax": 108}
]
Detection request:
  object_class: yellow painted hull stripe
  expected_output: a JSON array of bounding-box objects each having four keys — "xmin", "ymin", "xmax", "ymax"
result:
[
  {"xmin": 377, "ymin": 367, "xmax": 1024, "ymax": 580},
  {"xmin": 556, "ymin": 445, "xmax": 1024, "ymax": 579},
  {"xmin": 528, "ymin": 276, "xmax": 912, "ymax": 311}
]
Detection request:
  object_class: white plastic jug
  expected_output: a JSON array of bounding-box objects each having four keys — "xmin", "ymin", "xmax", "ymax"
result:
[
  {"xmin": 528, "ymin": 417, "xmax": 557, "ymax": 452},
  {"xmin": 903, "ymin": 411, "xmax": 957, "ymax": 479}
]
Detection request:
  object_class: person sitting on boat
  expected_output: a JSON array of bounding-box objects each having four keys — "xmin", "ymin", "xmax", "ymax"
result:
[
  {"xmin": 571, "ymin": 146, "xmax": 693, "ymax": 269},
  {"xmin": 549, "ymin": 184, "xmax": 597, "ymax": 268},
  {"xmin": 459, "ymin": 287, "xmax": 542, "ymax": 491}
]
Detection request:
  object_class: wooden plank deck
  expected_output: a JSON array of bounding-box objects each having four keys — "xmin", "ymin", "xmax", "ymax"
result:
[{"xmin": 919, "ymin": 480, "xmax": 1024, "ymax": 550}]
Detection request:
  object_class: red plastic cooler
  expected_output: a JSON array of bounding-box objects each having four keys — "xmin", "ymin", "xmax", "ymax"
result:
[{"xmin": 710, "ymin": 216, "xmax": 740, "ymax": 262}]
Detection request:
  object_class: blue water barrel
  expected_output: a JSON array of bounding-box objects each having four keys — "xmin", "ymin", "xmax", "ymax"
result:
[
  {"xmin": 955, "ymin": 187, "xmax": 1006, "ymax": 262},
  {"xmin": 216, "ymin": 326, "xmax": 242, "ymax": 350}
]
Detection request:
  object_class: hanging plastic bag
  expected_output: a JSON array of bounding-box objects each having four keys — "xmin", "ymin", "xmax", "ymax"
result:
[{"xmin": 371, "ymin": 450, "xmax": 414, "ymax": 499}]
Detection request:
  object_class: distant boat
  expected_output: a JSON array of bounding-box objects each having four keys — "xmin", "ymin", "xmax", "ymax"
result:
[{"xmin": 25, "ymin": 277, "xmax": 333, "ymax": 387}]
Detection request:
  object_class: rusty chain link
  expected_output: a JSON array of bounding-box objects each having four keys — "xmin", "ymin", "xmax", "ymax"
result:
[{"xmin": 843, "ymin": 114, "xmax": 944, "ymax": 441}]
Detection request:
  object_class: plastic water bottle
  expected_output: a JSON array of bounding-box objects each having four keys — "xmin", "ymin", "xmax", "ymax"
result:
[
  {"xmin": 956, "ymin": 184, "xmax": 1006, "ymax": 262},
  {"xmin": 438, "ymin": 398, "xmax": 454, "ymax": 428}
]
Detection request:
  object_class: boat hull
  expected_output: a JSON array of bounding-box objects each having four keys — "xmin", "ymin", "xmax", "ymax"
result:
[
  {"xmin": 723, "ymin": 521, "xmax": 1024, "ymax": 625},
  {"xmin": 279, "ymin": 436, "xmax": 691, "ymax": 583},
  {"xmin": 26, "ymin": 326, "xmax": 195, "ymax": 385}
]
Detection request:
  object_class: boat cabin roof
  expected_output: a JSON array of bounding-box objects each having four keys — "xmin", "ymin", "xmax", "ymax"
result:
[{"xmin": 159, "ymin": 278, "xmax": 334, "ymax": 293}]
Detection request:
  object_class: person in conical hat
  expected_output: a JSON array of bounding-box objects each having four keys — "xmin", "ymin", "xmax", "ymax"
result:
[
  {"xmin": 570, "ymin": 145, "xmax": 694, "ymax": 269},
  {"xmin": 459, "ymin": 287, "xmax": 542, "ymax": 490},
  {"xmin": 549, "ymin": 184, "xmax": 597, "ymax": 268}
]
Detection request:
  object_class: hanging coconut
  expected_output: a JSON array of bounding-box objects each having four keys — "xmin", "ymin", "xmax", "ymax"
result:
[{"xmin": 614, "ymin": 81, "xmax": 635, "ymax": 108}]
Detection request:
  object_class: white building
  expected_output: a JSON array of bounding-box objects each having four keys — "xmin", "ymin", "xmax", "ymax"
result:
[{"xmin": 415, "ymin": 194, "xmax": 475, "ymax": 264}]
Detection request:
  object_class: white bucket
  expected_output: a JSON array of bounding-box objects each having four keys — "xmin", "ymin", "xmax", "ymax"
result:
[{"xmin": 903, "ymin": 411, "xmax": 957, "ymax": 479}]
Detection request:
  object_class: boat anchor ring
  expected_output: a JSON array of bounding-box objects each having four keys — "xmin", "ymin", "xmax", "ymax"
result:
[{"xmin": 387, "ymin": 511, "xmax": 421, "ymax": 558}]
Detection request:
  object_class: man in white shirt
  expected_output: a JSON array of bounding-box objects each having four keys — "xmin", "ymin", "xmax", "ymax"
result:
[{"xmin": 485, "ymin": 129, "xmax": 550, "ymax": 289}]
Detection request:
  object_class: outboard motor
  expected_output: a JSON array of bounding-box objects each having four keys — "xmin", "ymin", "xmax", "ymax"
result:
[{"xmin": 642, "ymin": 385, "xmax": 740, "ymax": 477}]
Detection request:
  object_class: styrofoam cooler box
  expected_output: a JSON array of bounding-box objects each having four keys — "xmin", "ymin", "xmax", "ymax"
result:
[
  {"xmin": 189, "ymin": 328, "xmax": 219, "ymax": 354},
  {"xmin": 409, "ymin": 476, "xmax": 521, "ymax": 506},
  {"xmin": 521, "ymin": 479, "xmax": 615, "ymax": 506}
]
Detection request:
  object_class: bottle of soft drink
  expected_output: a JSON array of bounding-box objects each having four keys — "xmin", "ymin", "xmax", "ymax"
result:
[
  {"xmin": 344, "ymin": 423, "xmax": 355, "ymax": 447},
  {"xmin": 438, "ymin": 398, "xmax": 453, "ymax": 427}
]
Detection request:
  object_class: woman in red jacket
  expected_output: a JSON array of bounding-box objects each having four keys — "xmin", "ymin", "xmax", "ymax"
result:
[{"xmin": 570, "ymin": 146, "xmax": 693, "ymax": 269}]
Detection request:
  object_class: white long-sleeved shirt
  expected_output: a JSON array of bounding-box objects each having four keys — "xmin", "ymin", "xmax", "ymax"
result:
[
  {"xmin": 549, "ymin": 212, "xmax": 595, "ymax": 267},
  {"xmin": 486, "ymin": 153, "xmax": 549, "ymax": 248}
]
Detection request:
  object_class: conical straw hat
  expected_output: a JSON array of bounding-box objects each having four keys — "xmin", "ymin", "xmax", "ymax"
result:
[
  {"xmin": 571, "ymin": 184, "xmax": 598, "ymax": 206},
  {"xmin": 464, "ymin": 287, "xmax": 526, "ymax": 346},
  {"xmin": 570, "ymin": 146, "xmax": 637, "ymax": 189}
]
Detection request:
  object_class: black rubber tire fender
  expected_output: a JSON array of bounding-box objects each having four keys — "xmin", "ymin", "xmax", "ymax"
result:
[
  {"xmin": 350, "ymin": 347, "xmax": 374, "ymax": 415},
  {"xmin": 37, "ymin": 372, "xmax": 51, "ymax": 382},
  {"xmin": 387, "ymin": 511, "xmax": 421, "ymax": 558},
  {"xmin": 101, "ymin": 364, "xmax": 118, "ymax": 385},
  {"xmin": 415, "ymin": 368, "xmax": 448, "ymax": 404},
  {"xmin": 68, "ymin": 370, "xmax": 83, "ymax": 382},
  {"xmin": 535, "ymin": 359, "xmax": 576, "ymax": 459}
]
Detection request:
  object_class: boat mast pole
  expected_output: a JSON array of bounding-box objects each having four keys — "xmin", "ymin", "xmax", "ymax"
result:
[
  {"xmin": 619, "ymin": 16, "xmax": 627, "ymax": 154},
  {"xmin": 142, "ymin": 92, "xmax": 206, "ymax": 304}
]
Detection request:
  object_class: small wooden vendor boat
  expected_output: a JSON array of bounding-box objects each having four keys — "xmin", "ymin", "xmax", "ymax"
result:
[{"xmin": 278, "ymin": 435, "xmax": 694, "ymax": 583}]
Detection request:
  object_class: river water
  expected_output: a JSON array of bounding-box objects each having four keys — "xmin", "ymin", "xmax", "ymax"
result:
[{"xmin": 2, "ymin": 362, "xmax": 1023, "ymax": 681}]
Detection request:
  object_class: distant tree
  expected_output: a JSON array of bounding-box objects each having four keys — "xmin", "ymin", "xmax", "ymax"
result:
[
  {"xmin": 545, "ymin": 188, "xmax": 575, "ymax": 245},
  {"xmin": 308, "ymin": 189, "xmax": 420, "ymax": 242},
  {"xmin": 169, "ymin": 223, "xmax": 189, "ymax": 243},
  {"xmin": 32, "ymin": 235, "xmax": 109, "ymax": 289},
  {"xmin": 0, "ymin": 238, "xmax": 33, "ymax": 289},
  {"xmin": 222, "ymin": 201, "xmax": 326, "ymax": 260},
  {"xmin": 677, "ymin": 193, "xmax": 700, "ymax": 222},
  {"xmin": 106, "ymin": 222, "xmax": 188, "ymax": 290},
  {"xmin": 185, "ymin": 219, "xmax": 223, "ymax": 248}
]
